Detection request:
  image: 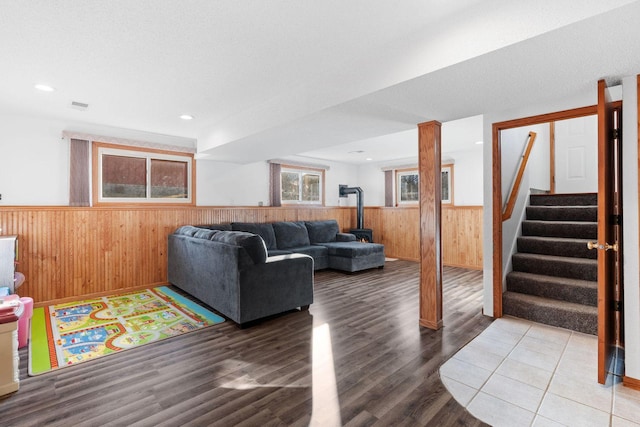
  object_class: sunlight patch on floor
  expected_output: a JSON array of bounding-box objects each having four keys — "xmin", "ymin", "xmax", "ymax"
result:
[{"xmin": 310, "ymin": 322, "xmax": 342, "ymax": 427}]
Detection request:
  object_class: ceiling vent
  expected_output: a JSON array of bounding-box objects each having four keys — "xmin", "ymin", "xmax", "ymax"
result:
[{"xmin": 70, "ymin": 101, "xmax": 89, "ymax": 111}]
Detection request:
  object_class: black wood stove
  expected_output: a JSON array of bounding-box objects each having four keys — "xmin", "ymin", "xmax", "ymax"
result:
[{"xmin": 339, "ymin": 184, "xmax": 374, "ymax": 243}]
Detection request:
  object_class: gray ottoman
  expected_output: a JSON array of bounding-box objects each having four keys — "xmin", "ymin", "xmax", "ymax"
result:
[{"xmin": 319, "ymin": 241, "xmax": 385, "ymax": 272}]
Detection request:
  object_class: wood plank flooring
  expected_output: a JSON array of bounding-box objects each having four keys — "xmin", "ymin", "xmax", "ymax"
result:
[{"xmin": 0, "ymin": 260, "xmax": 492, "ymax": 426}]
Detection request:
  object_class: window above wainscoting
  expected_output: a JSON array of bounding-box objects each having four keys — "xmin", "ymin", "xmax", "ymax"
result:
[{"xmin": 94, "ymin": 143, "xmax": 194, "ymax": 205}]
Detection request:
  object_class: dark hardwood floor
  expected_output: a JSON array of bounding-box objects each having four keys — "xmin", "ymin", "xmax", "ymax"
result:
[{"xmin": 0, "ymin": 260, "xmax": 492, "ymax": 426}]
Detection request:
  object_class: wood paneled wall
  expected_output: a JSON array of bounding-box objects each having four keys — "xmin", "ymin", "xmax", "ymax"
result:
[
  {"xmin": 363, "ymin": 206, "xmax": 483, "ymax": 269},
  {"xmin": 441, "ymin": 206, "xmax": 484, "ymax": 269},
  {"xmin": 0, "ymin": 206, "xmax": 352, "ymax": 306},
  {"xmin": 0, "ymin": 205, "xmax": 482, "ymax": 305}
]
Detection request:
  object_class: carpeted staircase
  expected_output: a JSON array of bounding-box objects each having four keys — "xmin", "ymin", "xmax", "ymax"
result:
[{"xmin": 503, "ymin": 193, "xmax": 598, "ymax": 335}]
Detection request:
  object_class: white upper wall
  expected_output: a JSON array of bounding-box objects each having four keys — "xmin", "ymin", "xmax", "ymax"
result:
[
  {"xmin": 354, "ymin": 146, "xmax": 484, "ymax": 208},
  {"xmin": 501, "ymin": 123, "xmax": 550, "ymax": 202},
  {"xmin": 0, "ymin": 113, "xmax": 363, "ymax": 207},
  {"xmin": 197, "ymin": 158, "xmax": 360, "ymax": 207},
  {"xmin": 0, "ymin": 113, "xmax": 70, "ymax": 206},
  {"xmin": 196, "ymin": 160, "xmax": 270, "ymax": 207},
  {"xmin": 356, "ymin": 163, "xmax": 386, "ymax": 207},
  {"xmin": 1, "ymin": 112, "xmax": 482, "ymax": 207},
  {"xmin": 446, "ymin": 147, "xmax": 484, "ymax": 206},
  {"xmin": 353, "ymin": 115, "xmax": 485, "ymax": 207}
]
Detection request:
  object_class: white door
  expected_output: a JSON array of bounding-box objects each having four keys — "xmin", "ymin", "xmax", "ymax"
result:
[{"xmin": 554, "ymin": 115, "xmax": 598, "ymax": 193}]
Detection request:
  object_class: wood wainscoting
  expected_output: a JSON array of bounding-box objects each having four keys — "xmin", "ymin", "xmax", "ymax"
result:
[
  {"xmin": 0, "ymin": 206, "xmax": 353, "ymax": 306},
  {"xmin": 0, "ymin": 205, "xmax": 482, "ymax": 305},
  {"xmin": 364, "ymin": 206, "xmax": 483, "ymax": 269}
]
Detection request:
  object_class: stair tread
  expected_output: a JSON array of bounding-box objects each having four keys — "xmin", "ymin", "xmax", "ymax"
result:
[
  {"xmin": 518, "ymin": 236, "xmax": 592, "ymax": 243},
  {"xmin": 503, "ymin": 291, "xmax": 597, "ymax": 314},
  {"xmin": 506, "ymin": 271, "xmax": 597, "ymax": 306},
  {"xmin": 521, "ymin": 220, "xmax": 597, "ymax": 239},
  {"xmin": 529, "ymin": 193, "xmax": 597, "ymax": 206},
  {"xmin": 507, "ymin": 271, "xmax": 596, "ymax": 288},
  {"xmin": 527, "ymin": 206, "xmax": 597, "ymax": 213},
  {"xmin": 503, "ymin": 291, "xmax": 597, "ymax": 334},
  {"xmin": 512, "ymin": 253, "xmax": 597, "ymax": 265},
  {"xmin": 517, "ymin": 235, "xmax": 596, "ymax": 258},
  {"xmin": 527, "ymin": 205, "xmax": 596, "ymax": 209},
  {"xmin": 523, "ymin": 220, "xmax": 597, "ymax": 225}
]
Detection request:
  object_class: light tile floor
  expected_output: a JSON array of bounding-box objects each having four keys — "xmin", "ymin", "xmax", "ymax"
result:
[{"xmin": 440, "ymin": 317, "xmax": 640, "ymax": 427}]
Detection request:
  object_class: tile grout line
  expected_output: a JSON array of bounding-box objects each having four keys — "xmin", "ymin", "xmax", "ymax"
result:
[
  {"xmin": 444, "ymin": 319, "xmax": 630, "ymax": 426},
  {"xmin": 529, "ymin": 328, "xmax": 573, "ymax": 425},
  {"xmin": 471, "ymin": 320, "xmax": 584, "ymax": 426},
  {"xmin": 440, "ymin": 320, "xmax": 515, "ymax": 415},
  {"xmin": 464, "ymin": 319, "xmax": 537, "ymax": 423},
  {"xmin": 497, "ymin": 321, "xmax": 569, "ymax": 427},
  {"xmin": 547, "ymin": 330, "xmax": 617, "ymax": 422},
  {"xmin": 445, "ymin": 318, "xmax": 640, "ymax": 426}
]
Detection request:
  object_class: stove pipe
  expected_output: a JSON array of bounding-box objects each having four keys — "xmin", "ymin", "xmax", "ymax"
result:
[{"xmin": 339, "ymin": 185, "xmax": 364, "ymax": 229}]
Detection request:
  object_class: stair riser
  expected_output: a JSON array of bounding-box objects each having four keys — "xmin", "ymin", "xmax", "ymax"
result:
[
  {"xmin": 509, "ymin": 192, "xmax": 599, "ymax": 335},
  {"xmin": 526, "ymin": 206, "xmax": 597, "ymax": 222},
  {"xmin": 530, "ymin": 193, "xmax": 597, "ymax": 206},
  {"xmin": 512, "ymin": 256, "xmax": 597, "ymax": 281},
  {"xmin": 522, "ymin": 221, "xmax": 597, "ymax": 239},
  {"xmin": 502, "ymin": 296, "xmax": 597, "ymax": 335},
  {"xmin": 506, "ymin": 274, "xmax": 597, "ymax": 306},
  {"xmin": 517, "ymin": 238, "xmax": 596, "ymax": 259}
]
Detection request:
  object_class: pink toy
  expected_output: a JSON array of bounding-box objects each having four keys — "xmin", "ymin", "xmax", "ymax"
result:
[{"xmin": 17, "ymin": 297, "xmax": 33, "ymax": 348}]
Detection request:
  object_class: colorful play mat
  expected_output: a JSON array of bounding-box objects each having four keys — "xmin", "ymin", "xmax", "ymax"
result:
[{"xmin": 29, "ymin": 286, "xmax": 224, "ymax": 375}]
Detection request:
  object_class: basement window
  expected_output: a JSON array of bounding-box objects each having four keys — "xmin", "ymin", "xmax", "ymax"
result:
[
  {"xmin": 281, "ymin": 166, "xmax": 324, "ymax": 205},
  {"xmin": 396, "ymin": 170, "xmax": 419, "ymax": 205},
  {"xmin": 93, "ymin": 142, "xmax": 194, "ymax": 205},
  {"xmin": 395, "ymin": 164, "xmax": 453, "ymax": 206}
]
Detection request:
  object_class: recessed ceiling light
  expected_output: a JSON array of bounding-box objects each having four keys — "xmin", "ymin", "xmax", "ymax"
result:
[
  {"xmin": 366, "ymin": 158, "xmax": 373, "ymax": 161},
  {"xmin": 475, "ymin": 140, "xmax": 484, "ymax": 145},
  {"xmin": 34, "ymin": 84, "xmax": 55, "ymax": 92},
  {"xmin": 180, "ymin": 114, "xmax": 194, "ymax": 120}
]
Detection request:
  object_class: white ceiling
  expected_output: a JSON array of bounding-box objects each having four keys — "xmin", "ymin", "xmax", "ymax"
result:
[
  {"xmin": 1, "ymin": 1, "xmax": 640, "ymax": 165},
  {"xmin": 296, "ymin": 114, "xmax": 484, "ymax": 165}
]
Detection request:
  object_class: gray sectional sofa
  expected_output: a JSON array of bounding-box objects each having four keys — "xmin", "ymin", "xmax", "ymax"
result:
[
  {"xmin": 168, "ymin": 225, "xmax": 314, "ymax": 326},
  {"xmin": 167, "ymin": 220, "xmax": 384, "ymax": 326},
  {"xmin": 203, "ymin": 219, "xmax": 386, "ymax": 272}
]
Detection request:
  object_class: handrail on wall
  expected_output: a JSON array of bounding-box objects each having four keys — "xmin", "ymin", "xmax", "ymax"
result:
[{"xmin": 502, "ymin": 131, "xmax": 537, "ymax": 221}]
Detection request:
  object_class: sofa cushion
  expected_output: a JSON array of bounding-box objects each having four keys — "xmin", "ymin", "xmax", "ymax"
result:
[
  {"xmin": 320, "ymin": 241, "xmax": 385, "ymax": 257},
  {"xmin": 193, "ymin": 228, "xmax": 218, "ymax": 240},
  {"xmin": 273, "ymin": 221, "xmax": 310, "ymax": 249},
  {"xmin": 197, "ymin": 223, "xmax": 232, "ymax": 231},
  {"xmin": 174, "ymin": 225, "xmax": 201, "ymax": 237},
  {"xmin": 265, "ymin": 246, "xmax": 328, "ymax": 270},
  {"xmin": 336, "ymin": 233, "xmax": 357, "ymax": 242},
  {"xmin": 288, "ymin": 245, "xmax": 328, "ymax": 270},
  {"xmin": 305, "ymin": 220, "xmax": 339, "ymax": 243},
  {"xmin": 231, "ymin": 222, "xmax": 277, "ymax": 250},
  {"xmin": 267, "ymin": 249, "xmax": 294, "ymax": 257},
  {"xmin": 210, "ymin": 231, "xmax": 268, "ymax": 265}
]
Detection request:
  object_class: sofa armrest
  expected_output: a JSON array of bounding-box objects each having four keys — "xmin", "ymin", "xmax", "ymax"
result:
[
  {"xmin": 336, "ymin": 233, "xmax": 357, "ymax": 242},
  {"xmin": 238, "ymin": 253, "xmax": 314, "ymax": 324},
  {"xmin": 168, "ymin": 234, "xmax": 242, "ymax": 320}
]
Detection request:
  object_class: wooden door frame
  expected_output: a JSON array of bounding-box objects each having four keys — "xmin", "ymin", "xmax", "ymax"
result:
[
  {"xmin": 549, "ymin": 122, "xmax": 556, "ymax": 194},
  {"xmin": 491, "ymin": 106, "xmax": 597, "ymax": 316},
  {"xmin": 596, "ymin": 80, "xmax": 624, "ymax": 384}
]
